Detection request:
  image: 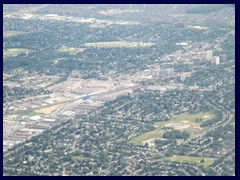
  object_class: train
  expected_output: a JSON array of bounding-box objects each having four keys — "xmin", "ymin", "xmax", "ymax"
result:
[{"xmin": 81, "ymin": 93, "xmax": 96, "ymax": 100}]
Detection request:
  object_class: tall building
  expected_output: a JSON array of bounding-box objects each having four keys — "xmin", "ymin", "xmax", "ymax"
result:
[
  {"xmin": 205, "ymin": 50, "xmax": 213, "ymax": 61},
  {"xmin": 213, "ymin": 56, "xmax": 220, "ymax": 65}
]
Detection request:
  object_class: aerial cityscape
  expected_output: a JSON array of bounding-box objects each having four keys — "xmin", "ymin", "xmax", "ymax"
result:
[{"xmin": 3, "ymin": 4, "xmax": 235, "ymax": 176}]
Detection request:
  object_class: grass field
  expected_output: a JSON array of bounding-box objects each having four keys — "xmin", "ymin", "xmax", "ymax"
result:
[
  {"xmin": 57, "ymin": 47, "xmax": 85, "ymax": 55},
  {"xmin": 154, "ymin": 112, "xmax": 215, "ymax": 126},
  {"xmin": 128, "ymin": 130, "xmax": 164, "ymax": 145},
  {"xmin": 192, "ymin": 26, "xmax": 208, "ymax": 30},
  {"xmin": 129, "ymin": 112, "xmax": 215, "ymax": 146},
  {"xmin": 3, "ymin": 31, "xmax": 26, "ymax": 38},
  {"xmin": 84, "ymin": 41, "xmax": 155, "ymax": 48},
  {"xmin": 71, "ymin": 155, "xmax": 88, "ymax": 161},
  {"xmin": 153, "ymin": 121, "xmax": 169, "ymax": 127},
  {"xmin": 161, "ymin": 155, "xmax": 217, "ymax": 167},
  {"xmin": 155, "ymin": 112, "xmax": 215, "ymax": 138},
  {"xmin": 15, "ymin": 109, "xmax": 44, "ymax": 116},
  {"xmin": 40, "ymin": 77, "xmax": 60, "ymax": 87},
  {"xmin": 3, "ymin": 48, "xmax": 30, "ymax": 57},
  {"xmin": 172, "ymin": 112, "xmax": 214, "ymax": 122}
]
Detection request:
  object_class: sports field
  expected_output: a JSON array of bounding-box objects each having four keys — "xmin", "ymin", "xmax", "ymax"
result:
[
  {"xmin": 154, "ymin": 112, "xmax": 215, "ymax": 127},
  {"xmin": 161, "ymin": 155, "xmax": 217, "ymax": 167},
  {"xmin": 129, "ymin": 112, "xmax": 215, "ymax": 146},
  {"xmin": 57, "ymin": 47, "xmax": 85, "ymax": 55},
  {"xmin": 71, "ymin": 155, "xmax": 88, "ymax": 160},
  {"xmin": 128, "ymin": 130, "xmax": 164, "ymax": 146},
  {"xmin": 4, "ymin": 48, "xmax": 30, "ymax": 57},
  {"xmin": 84, "ymin": 41, "xmax": 155, "ymax": 48},
  {"xmin": 3, "ymin": 31, "xmax": 26, "ymax": 38},
  {"xmin": 15, "ymin": 109, "xmax": 43, "ymax": 116}
]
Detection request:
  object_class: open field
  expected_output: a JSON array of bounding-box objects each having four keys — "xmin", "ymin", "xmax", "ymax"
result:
[
  {"xmin": 128, "ymin": 130, "xmax": 164, "ymax": 145},
  {"xmin": 99, "ymin": 9, "xmax": 140, "ymax": 15},
  {"xmin": 38, "ymin": 77, "xmax": 60, "ymax": 87},
  {"xmin": 129, "ymin": 112, "xmax": 215, "ymax": 146},
  {"xmin": 4, "ymin": 48, "xmax": 30, "ymax": 57},
  {"xmin": 161, "ymin": 155, "xmax": 217, "ymax": 167},
  {"xmin": 3, "ymin": 31, "xmax": 26, "ymax": 38},
  {"xmin": 84, "ymin": 41, "xmax": 155, "ymax": 48},
  {"xmin": 57, "ymin": 47, "xmax": 85, "ymax": 55},
  {"xmin": 155, "ymin": 112, "xmax": 214, "ymax": 138},
  {"xmin": 34, "ymin": 104, "xmax": 63, "ymax": 115},
  {"xmin": 71, "ymin": 155, "xmax": 89, "ymax": 161},
  {"xmin": 15, "ymin": 109, "xmax": 44, "ymax": 116},
  {"xmin": 192, "ymin": 26, "xmax": 208, "ymax": 30},
  {"xmin": 154, "ymin": 112, "xmax": 215, "ymax": 126},
  {"xmin": 171, "ymin": 112, "xmax": 214, "ymax": 122},
  {"xmin": 154, "ymin": 121, "xmax": 170, "ymax": 127}
]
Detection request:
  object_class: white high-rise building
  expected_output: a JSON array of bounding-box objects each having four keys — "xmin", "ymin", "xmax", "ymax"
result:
[
  {"xmin": 213, "ymin": 56, "xmax": 220, "ymax": 65},
  {"xmin": 205, "ymin": 50, "xmax": 213, "ymax": 61}
]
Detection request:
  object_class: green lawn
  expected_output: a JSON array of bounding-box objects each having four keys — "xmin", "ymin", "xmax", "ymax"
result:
[
  {"xmin": 128, "ymin": 130, "xmax": 164, "ymax": 145},
  {"xmin": 4, "ymin": 48, "xmax": 30, "ymax": 57},
  {"xmin": 128, "ymin": 112, "xmax": 215, "ymax": 146},
  {"xmin": 154, "ymin": 121, "xmax": 169, "ymax": 127},
  {"xmin": 3, "ymin": 31, "xmax": 26, "ymax": 38},
  {"xmin": 161, "ymin": 155, "xmax": 217, "ymax": 167},
  {"xmin": 41, "ymin": 77, "xmax": 60, "ymax": 85},
  {"xmin": 154, "ymin": 112, "xmax": 215, "ymax": 126},
  {"xmin": 129, "ymin": 112, "xmax": 215, "ymax": 146},
  {"xmin": 57, "ymin": 47, "xmax": 85, "ymax": 55},
  {"xmin": 172, "ymin": 112, "xmax": 214, "ymax": 122},
  {"xmin": 71, "ymin": 156, "xmax": 88, "ymax": 161},
  {"xmin": 154, "ymin": 112, "xmax": 214, "ymax": 139},
  {"xmin": 15, "ymin": 109, "xmax": 44, "ymax": 116},
  {"xmin": 84, "ymin": 41, "xmax": 155, "ymax": 48}
]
